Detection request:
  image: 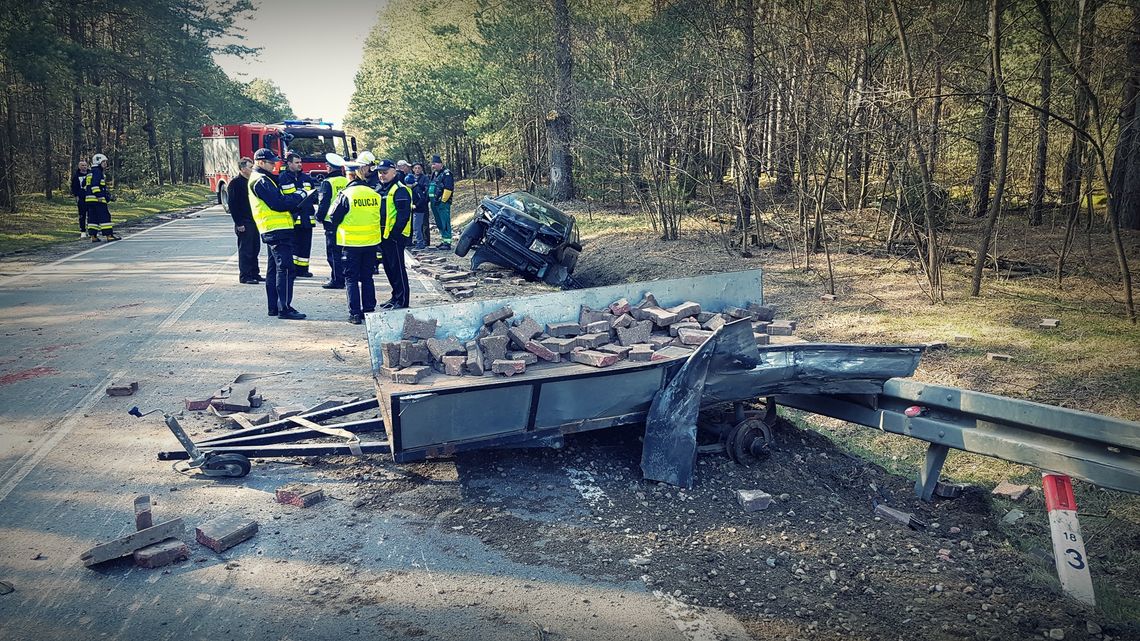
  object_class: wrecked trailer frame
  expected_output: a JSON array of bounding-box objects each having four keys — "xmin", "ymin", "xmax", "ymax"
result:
[{"xmin": 157, "ymin": 269, "xmax": 1140, "ymax": 500}]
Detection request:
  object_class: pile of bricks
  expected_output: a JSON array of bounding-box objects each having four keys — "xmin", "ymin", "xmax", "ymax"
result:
[{"xmin": 379, "ymin": 294, "xmax": 793, "ymax": 385}]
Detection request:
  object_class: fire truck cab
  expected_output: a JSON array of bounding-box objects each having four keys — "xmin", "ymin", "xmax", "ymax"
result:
[{"xmin": 201, "ymin": 119, "xmax": 356, "ymax": 212}]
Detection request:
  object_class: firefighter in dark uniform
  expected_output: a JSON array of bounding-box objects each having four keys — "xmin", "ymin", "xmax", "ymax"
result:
[
  {"xmin": 279, "ymin": 152, "xmax": 317, "ymax": 277},
  {"xmin": 248, "ymin": 148, "xmax": 306, "ymax": 320},
  {"xmin": 428, "ymin": 154, "xmax": 454, "ymax": 250},
  {"xmin": 375, "ymin": 159, "xmax": 413, "ymax": 309},
  {"xmin": 327, "ymin": 158, "xmax": 381, "ymax": 324},
  {"xmin": 72, "ymin": 160, "xmax": 89, "ymax": 238},
  {"xmin": 315, "ymin": 160, "xmax": 348, "ymax": 289},
  {"xmin": 84, "ymin": 154, "xmax": 119, "ymax": 242}
]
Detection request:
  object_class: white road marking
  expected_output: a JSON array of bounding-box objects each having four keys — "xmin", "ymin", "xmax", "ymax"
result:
[
  {"xmin": 0, "ymin": 216, "xmax": 234, "ymax": 504},
  {"xmin": 0, "ymin": 368, "xmax": 123, "ymax": 502}
]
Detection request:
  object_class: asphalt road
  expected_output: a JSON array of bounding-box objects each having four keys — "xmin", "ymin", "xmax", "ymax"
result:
[{"xmin": 0, "ymin": 205, "xmax": 750, "ymax": 641}]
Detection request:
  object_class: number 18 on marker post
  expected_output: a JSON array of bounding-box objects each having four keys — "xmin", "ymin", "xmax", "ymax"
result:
[{"xmin": 1043, "ymin": 473, "xmax": 1095, "ymax": 606}]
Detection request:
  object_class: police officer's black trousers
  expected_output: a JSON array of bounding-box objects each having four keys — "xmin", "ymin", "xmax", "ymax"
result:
[
  {"xmin": 293, "ymin": 223, "xmax": 313, "ymax": 273},
  {"xmin": 236, "ymin": 225, "xmax": 261, "ymax": 280},
  {"xmin": 77, "ymin": 199, "xmax": 88, "ymax": 232},
  {"xmin": 379, "ymin": 235, "xmax": 410, "ymax": 308},
  {"xmin": 324, "ymin": 230, "xmax": 344, "ymax": 286},
  {"xmin": 341, "ymin": 245, "xmax": 376, "ymax": 316},
  {"xmin": 262, "ymin": 230, "xmax": 295, "ymax": 314}
]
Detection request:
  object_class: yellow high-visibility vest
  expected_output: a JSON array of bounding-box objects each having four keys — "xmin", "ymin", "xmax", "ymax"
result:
[
  {"xmin": 337, "ymin": 184, "xmax": 382, "ymax": 247},
  {"xmin": 326, "ymin": 175, "xmax": 348, "ymax": 204},
  {"xmin": 248, "ymin": 172, "xmax": 294, "ymax": 233},
  {"xmin": 382, "ymin": 182, "xmax": 413, "ymax": 240}
]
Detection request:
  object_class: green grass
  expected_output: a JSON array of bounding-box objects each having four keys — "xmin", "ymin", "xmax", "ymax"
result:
[{"xmin": 0, "ymin": 184, "xmax": 212, "ymax": 254}]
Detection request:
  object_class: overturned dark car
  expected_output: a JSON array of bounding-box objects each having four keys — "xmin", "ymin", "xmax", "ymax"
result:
[{"xmin": 454, "ymin": 191, "xmax": 582, "ymax": 286}]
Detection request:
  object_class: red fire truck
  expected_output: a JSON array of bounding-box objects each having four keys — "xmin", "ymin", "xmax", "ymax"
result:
[{"xmin": 200, "ymin": 119, "xmax": 356, "ymax": 212}]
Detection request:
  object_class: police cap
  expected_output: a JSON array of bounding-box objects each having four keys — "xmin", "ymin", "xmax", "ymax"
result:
[
  {"xmin": 375, "ymin": 159, "xmax": 396, "ymax": 171},
  {"xmin": 254, "ymin": 148, "xmax": 279, "ymax": 161}
]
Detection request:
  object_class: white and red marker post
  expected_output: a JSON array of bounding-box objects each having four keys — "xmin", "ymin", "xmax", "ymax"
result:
[{"xmin": 1043, "ymin": 473, "xmax": 1095, "ymax": 606}]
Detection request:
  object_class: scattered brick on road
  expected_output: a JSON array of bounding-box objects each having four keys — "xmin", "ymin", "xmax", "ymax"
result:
[
  {"xmin": 134, "ymin": 495, "xmax": 152, "ymax": 530},
  {"xmin": 736, "ymin": 489, "xmax": 773, "ymax": 512},
  {"xmin": 195, "ymin": 515, "xmax": 258, "ymax": 553},
  {"xmin": 133, "ymin": 538, "xmax": 189, "ymax": 568},
  {"xmin": 275, "ymin": 484, "xmax": 325, "ymax": 508}
]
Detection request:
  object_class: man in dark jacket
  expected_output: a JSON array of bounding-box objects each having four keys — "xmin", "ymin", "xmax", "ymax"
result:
[
  {"xmin": 227, "ymin": 157, "xmax": 262, "ymax": 284},
  {"xmin": 410, "ymin": 162, "xmax": 430, "ymax": 249},
  {"xmin": 72, "ymin": 160, "xmax": 89, "ymax": 238}
]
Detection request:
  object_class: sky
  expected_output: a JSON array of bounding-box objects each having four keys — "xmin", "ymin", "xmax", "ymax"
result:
[{"xmin": 214, "ymin": 0, "xmax": 387, "ymax": 126}]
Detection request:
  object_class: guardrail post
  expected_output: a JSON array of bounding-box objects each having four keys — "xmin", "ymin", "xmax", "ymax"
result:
[
  {"xmin": 1043, "ymin": 473, "xmax": 1096, "ymax": 606},
  {"xmin": 915, "ymin": 443, "xmax": 949, "ymax": 502}
]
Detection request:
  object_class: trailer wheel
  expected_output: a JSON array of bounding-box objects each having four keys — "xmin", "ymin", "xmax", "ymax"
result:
[
  {"xmin": 724, "ymin": 418, "xmax": 771, "ymax": 465},
  {"xmin": 218, "ymin": 183, "xmax": 230, "ymax": 213}
]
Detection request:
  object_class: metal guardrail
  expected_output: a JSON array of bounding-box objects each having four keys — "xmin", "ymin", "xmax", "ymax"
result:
[{"xmin": 777, "ymin": 379, "xmax": 1140, "ymax": 499}]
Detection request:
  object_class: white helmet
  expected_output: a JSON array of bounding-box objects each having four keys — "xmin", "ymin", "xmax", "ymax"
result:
[
  {"xmin": 92, "ymin": 153, "xmax": 108, "ymax": 166},
  {"xmin": 355, "ymin": 151, "xmax": 376, "ymax": 166}
]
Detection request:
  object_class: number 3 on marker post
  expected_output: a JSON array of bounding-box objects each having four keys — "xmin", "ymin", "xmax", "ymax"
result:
[{"xmin": 1043, "ymin": 473, "xmax": 1095, "ymax": 606}]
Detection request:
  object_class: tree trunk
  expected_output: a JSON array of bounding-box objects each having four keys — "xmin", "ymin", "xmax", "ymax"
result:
[
  {"xmin": 971, "ymin": 75, "xmax": 998, "ymax": 219},
  {"xmin": 889, "ymin": 0, "xmax": 942, "ymax": 298},
  {"xmin": 734, "ymin": 0, "xmax": 758, "ymax": 252},
  {"xmin": 145, "ymin": 96, "xmax": 162, "ymax": 185},
  {"xmin": 971, "ymin": 0, "xmax": 1009, "ymax": 296},
  {"xmin": 0, "ymin": 73, "xmax": 14, "ymax": 212},
  {"xmin": 547, "ymin": 0, "xmax": 574, "ymax": 202},
  {"xmin": 1110, "ymin": 3, "xmax": 1140, "ymax": 230},
  {"xmin": 41, "ymin": 89, "xmax": 52, "ymax": 199},
  {"xmin": 1030, "ymin": 10, "xmax": 1051, "ymax": 227}
]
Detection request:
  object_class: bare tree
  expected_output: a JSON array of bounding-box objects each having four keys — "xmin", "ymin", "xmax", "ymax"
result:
[
  {"xmin": 971, "ymin": 0, "xmax": 1010, "ymax": 297},
  {"xmin": 547, "ymin": 0, "xmax": 575, "ymax": 202}
]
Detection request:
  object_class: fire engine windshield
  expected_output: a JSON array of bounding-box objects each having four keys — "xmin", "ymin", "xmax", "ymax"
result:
[{"xmin": 284, "ymin": 134, "xmax": 344, "ymax": 162}]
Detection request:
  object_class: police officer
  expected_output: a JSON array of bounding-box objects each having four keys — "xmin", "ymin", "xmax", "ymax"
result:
[
  {"xmin": 279, "ymin": 152, "xmax": 317, "ymax": 278},
  {"xmin": 315, "ymin": 159, "xmax": 348, "ymax": 289},
  {"xmin": 410, "ymin": 161, "xmax": 430, "ymax": 249},
  {"xmin": 375, "ymin": 159, "xmax": 413, "ymax": 309},
  {"xmin": 72, "ymin": 160, "xmax": 89, "ymax": 238},
  {"xmin": 327, "ymin": 159, "xmax": 381, "ymax": 324},
  {"xmin": 248, "ymin": 148, "xmax": 306, "ymax": 320},
  {"xmin": 85, "ymin": 154, "xmax": 119, "ymax": 242},
  {"xmin": 428, "ymin": 154, "xmax": 454, "ymax": 250}
]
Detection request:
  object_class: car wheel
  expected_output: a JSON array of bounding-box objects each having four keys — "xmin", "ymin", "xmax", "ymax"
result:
[
  {"xmin": 455, "ymin": 222, "xmax": 484, "ymax": 257},
  {"xmin": 218, "ymin": 183, "xmax": 229, "ymax": 213}
]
